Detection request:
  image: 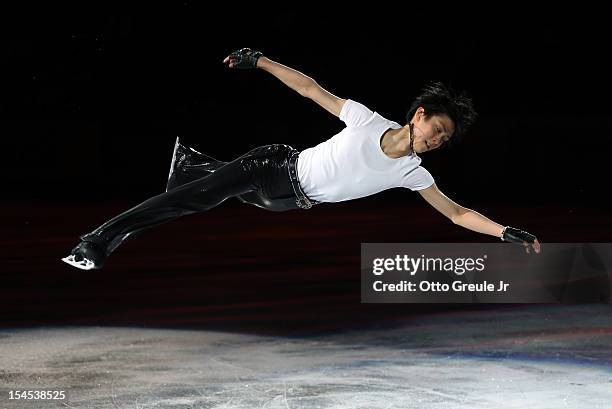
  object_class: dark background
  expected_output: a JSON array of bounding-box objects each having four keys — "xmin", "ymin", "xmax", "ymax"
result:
[
  {"xmin": 2, "ymin": 4, "xmax": 609, "ymax": 204},
  {"xmin": 1, "ymin": 5, "xmax": 610, "ymax": 332}
]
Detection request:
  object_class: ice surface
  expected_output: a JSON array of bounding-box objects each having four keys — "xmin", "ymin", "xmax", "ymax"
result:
[{"xmin": 1, "ymin": 305, "xmax": 611, "ymax": 408}]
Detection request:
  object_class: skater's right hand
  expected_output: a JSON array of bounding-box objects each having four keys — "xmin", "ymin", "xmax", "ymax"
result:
[{"xmin": 223, "ymin": 48, "xmax": 263, "ymax": 69}]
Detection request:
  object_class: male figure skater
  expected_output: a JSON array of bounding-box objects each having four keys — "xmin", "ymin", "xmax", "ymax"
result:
[{"xmin": 62, "ymin": 48, "xmax": 540, "ymax": 270}]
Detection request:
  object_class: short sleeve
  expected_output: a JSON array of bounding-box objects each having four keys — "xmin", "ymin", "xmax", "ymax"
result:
[
  {"xmin": 403, "ymin": 166, "xmax": 435, "ymax": 191},
  {"xmin": 339, "ymin": 99, "xmax": 375, "ymax": 127}
]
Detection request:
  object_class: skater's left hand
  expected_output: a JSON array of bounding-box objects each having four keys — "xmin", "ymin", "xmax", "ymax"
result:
[
  {"xmin": 223, "ymin": 48, "xmax": 263, "ymax": 69},
  {"xmin": 502, "ymin": 226, "xmax": 541, "ymax": 254}
]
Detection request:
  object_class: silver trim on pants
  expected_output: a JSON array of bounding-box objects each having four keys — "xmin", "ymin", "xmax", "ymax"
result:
[{"xmin": 287, "ymin": 151, "xmax": 319, "ymax": 210}]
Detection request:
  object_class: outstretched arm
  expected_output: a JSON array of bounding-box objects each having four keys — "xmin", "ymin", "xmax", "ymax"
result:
[
  {"xmin": 223, "ymin": 48, "xmax": 346, "ymax": 117},
  {"xmin": 418, "ymin": 183, "xmax": 541, "ymax": 253}
]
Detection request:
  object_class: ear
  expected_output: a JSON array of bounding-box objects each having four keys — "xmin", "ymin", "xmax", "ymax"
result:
[{"xmin": 409, "ymin": 107, "xmax": 426, "ymax": 123}]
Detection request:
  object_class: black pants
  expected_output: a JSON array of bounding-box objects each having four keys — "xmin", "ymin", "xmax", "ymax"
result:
[{"xmin": 81, "ymin": 144, "xmax": 303, "ymax": 256}]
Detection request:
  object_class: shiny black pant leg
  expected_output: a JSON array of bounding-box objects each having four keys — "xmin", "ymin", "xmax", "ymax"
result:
[
  {"xmin": 83, "ymin": 158, "xmax": 256, "ymax": 255},
  {"xmin": 167, "ymin": 143, "xmax": 298, "ymax": 212},
  {"xmin": 166, "ymin": 159, "xmax": 270, "ymax": 209}
]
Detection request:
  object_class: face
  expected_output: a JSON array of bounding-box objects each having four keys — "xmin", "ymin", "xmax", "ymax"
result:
[{"xmin": 406, "ymin": 107, "xmax": 455, "ymax": 153}]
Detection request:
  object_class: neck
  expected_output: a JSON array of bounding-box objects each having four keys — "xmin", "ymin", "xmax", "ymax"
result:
[{"xmin": 380, "ymin": 126, "xmax": 413, "ymax": 158}]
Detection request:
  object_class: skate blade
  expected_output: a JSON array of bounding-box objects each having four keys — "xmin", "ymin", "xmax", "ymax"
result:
[
  {"xmin": 61, "ymin": 255, "xmax": 95, "ymax": 270},
  {"xmin": 167, "ymin": 136, "xmax": 181, "ymax": 182}
]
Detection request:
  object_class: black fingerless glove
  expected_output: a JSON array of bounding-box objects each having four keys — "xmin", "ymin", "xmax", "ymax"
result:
[
  {"xmin": 228, "ymin": 47, "xmax": 263, "ymax": 69},
  {"xmin": 501, "ymin": 226, "xmax": 537, "ymax": 244}
]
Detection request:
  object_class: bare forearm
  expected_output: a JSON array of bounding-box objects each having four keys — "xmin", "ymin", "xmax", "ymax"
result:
[
  {"xmin": 453, "ymin": 208, "xmax": 504, "ymax": 239},
  {"xmin": 257, "ymin": 57, "xmax": 315, "ymax": 96}
]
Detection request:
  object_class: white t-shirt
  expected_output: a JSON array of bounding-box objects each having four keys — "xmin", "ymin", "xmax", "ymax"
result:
[{"xmin": 297, "ymin": 99, "xmax": 435, "ymax": 203}]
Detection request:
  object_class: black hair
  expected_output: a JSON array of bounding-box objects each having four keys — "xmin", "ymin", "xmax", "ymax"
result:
[{"xmin": 406, "ymin": 81, "xmax": 477, "ymax": 145}]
